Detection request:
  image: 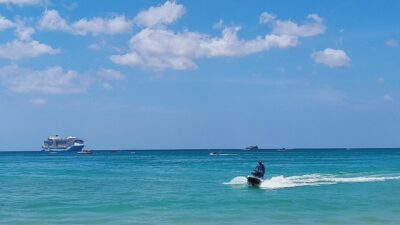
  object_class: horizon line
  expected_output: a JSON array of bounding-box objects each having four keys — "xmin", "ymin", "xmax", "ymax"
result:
[{"xmin": 1, "ymin": 147, "xmax": 400, "ymax": 152}]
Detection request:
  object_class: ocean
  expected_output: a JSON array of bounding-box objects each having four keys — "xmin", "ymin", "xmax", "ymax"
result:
[{"xmin": 1, "ymin": 149, "xmax": 400, "ymax": 225}]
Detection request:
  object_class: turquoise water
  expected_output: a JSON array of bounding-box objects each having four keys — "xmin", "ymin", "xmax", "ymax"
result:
[{"xmin": 1, "ymin": 149, "xmax": 400, "ymax": 225}]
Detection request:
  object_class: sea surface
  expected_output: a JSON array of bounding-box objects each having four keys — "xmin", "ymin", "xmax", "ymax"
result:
[{"xmin": 1, "ymin": 149, "xmax": 400, "ymax": 225}]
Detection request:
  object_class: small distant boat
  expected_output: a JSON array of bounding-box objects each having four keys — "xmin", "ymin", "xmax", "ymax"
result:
[
  {"xmin": 77, "ymin": 149, "xmax": 93, "ymax": 154},
  {"xmin": 245, "ymin": 145, "xmax": 259, "ymax": 150}
]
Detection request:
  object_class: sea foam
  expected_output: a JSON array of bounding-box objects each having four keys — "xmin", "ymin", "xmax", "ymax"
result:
[
  {"xmin": 224, "ymin": 174, "xmax": 400, "ymax": 189},
  {"xmin": 223, "ymin": 176, "xmax": 247, "ymax": 185}
]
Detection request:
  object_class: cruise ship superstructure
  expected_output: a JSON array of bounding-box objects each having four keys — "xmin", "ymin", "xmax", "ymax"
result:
[{"xmin": 42, "ymin": 135, "xmax": 84, "ymax": 152}]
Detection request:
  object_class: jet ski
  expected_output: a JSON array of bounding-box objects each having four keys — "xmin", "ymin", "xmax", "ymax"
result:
[
  {"xmin": 247, "ymin": 161, "xmax": 266, "ymax": 186},
  {"xmin": 247, "ymin": 175, "xmax": 263, "ymax": 186}
]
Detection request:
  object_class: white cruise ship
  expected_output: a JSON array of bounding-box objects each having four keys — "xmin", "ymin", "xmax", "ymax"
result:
[{"xmin": 42, "ymin": 135, "xmax": 84, "ymax": 152}]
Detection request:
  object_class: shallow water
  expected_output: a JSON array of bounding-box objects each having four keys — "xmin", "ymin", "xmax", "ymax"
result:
[{"xmin": 1, "ymin": 149, "xmax": 400, "ymax": 225}]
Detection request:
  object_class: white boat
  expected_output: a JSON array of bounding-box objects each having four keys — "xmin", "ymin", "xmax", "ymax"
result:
[
  {"xmin": 244, "ymin": 145, "xmax": 259, "ymax": 150},
  {"xmin": 77, "ymin": 149, "xmax": 93, "ymax": 154},
  {"xmin": 42, "ymin": 135, "xmax": 84, "ymax": 152}
]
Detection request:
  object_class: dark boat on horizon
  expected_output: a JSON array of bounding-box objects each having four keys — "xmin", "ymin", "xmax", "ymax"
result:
[{"xmin": 245, "ymin": 145, "xmax": 259, "ymax": 150}]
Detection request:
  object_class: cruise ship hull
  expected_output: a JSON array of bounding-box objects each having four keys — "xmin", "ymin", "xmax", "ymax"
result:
[{"xmin": 42, "ymin": 145, "xmax": 84, "ymax": 152}]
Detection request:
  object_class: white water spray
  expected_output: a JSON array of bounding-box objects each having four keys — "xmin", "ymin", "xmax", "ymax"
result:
[{"xmin": 224, "ymin": 174, "xmax": 400, "ymax": 189}]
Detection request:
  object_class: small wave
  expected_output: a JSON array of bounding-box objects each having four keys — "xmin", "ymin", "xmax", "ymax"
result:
[
  {"xmin": 223, "ymin": 176, "xmax": 247, "ymax": 185},
  {"xmin": 262, "ymin": 174, "xmax": 400, "ymax": 189},
  {"xmin": 210, "ymin": 153, "xmax": 238, "ymax": 156},
  {"xmin": 224, "ymin": 174, "xmax": 400, "ymax": 189}
]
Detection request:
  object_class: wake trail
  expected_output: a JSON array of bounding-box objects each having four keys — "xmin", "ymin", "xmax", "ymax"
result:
[{"xmin": 224, "ymin": 174, "xmax": 400, "ymax": 189}]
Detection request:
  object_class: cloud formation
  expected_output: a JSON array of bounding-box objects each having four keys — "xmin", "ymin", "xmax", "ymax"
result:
[
  {"xmin": 0, "ymin": 65, "xmax": 125, "ymax": 94},
  {"xmin": 0, "ymin": 21, "xmax": 59, "ymax": 60},
  {"xmin": 134, "ymin": 1, "xmax": 185, "ymax": 27},
  {"xmin": 39, "ymin": 9, "xmax": 133, "ymax": 35},
  {"xmin": 0, "ymin": 0, "xmax": 44, "ymax": 6},
  {"xmin": 0, "ymin": 15, "xmax": 14, "ymax": 31},
  {"xmin": 111, "ymin": 27, "xmax": 298, "ymax": 71},
  {"xmin": 112, "ymin": 4, "xmax": 325, "ymax": 71},
  {"xmin": 97, "ymin": 68, "xmax": 125, "ymax": 80},
  {"xmin": 259, "ymin": 12, "xmax": 276, "ymax": 24},
  {"xmin": 311, "ymin": 48, "xmax": 350, "ymax": 68},
  {"xmin": 272, "ymin": 14, "xmax": 325, "ymax": 37},
  {"xmin": 0, "ymin": 40, "xmax": 59, "ymax": 60},
  {"xmin": 0, "ymin": 64, "xmax": 90, "ymax": 94}
]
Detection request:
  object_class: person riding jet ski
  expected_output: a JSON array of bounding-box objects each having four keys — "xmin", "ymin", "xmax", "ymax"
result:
[{"xmin": 251, "ymin": 161, "xmax": 265, "ymax": 178}]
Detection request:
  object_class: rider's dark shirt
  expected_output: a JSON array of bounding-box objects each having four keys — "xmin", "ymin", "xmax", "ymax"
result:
[{"xmin": 254, "ymin": 164, "xmax": 265, "ymax": 175}]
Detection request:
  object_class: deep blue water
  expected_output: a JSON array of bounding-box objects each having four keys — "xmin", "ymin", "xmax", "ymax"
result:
[{"xmin": 1, "ymin": 149, "xmax": 400, "ymax": 224}]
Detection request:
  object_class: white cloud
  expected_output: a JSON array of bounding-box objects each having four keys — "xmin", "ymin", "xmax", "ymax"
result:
[
  {"xmin": 30, "ymin": 98, "xmax": 47, "ymax": 105},
  {"xmin": 134, "ymin": 0, "xmax": 185, "ymax": 27},
  {"xmin": 383, "ymin": 94, "xmax": 393, "ymax": 101},
  {"xmin": 0, "ymin": 15, "xmax": 14, "ymax": 31},
  {"xmin": 15, "ymin": 20, "xmax": 35, "ymax": 41},
  {"xmin": 39, "ymin": 9, "xmax": 133, "ymax": 35},
  {"xmin": 0, "ymin": 20, "xmax": 59, "ymax": 60},
  {"xmin": 101, "ymin": 82, "xmax": 113, "ymax": 90},
  {"xmin": 0, "ymin": 64, "xmax": 90, "ymax": 94},
  {"xmin": 259, "ymin": 12, "xmax": 276, "ymax": 24},
  {"xmin": 63, "ymin": 2, "xmax": 78, "ymax": 10},
  {"xmin": 38, "ymin": 9, "xmax": 70, "ymax": 32},
  {"xmin": 88, "ymin": 40, "xmax": 107, "ymax": 51},
  {"xmin": 97, "ymin": 68, "xmax": 125, "ymax": 80},
  {"xmin": 385, "ymin": 39, "xmax": 398, "ymax": 48},
  {"xmin": 111, "ymin": 12, "xmax": 325, "ymax": 71},
  {"xmin": 0, "ymin": 0, "xmax": 44, "ymax": 6},
  {"xmin": 0, "ymin": 65, "xmax": 126, "ymax": 94},
  {"xmin": 88, "ymin": 43, "xmax": 102, "ymax": 50},
  {"xmin": 213, "ymin": 19, "xmax": 224, "ymax": 29},
  {"xmin": 272, "ymin": 14, "xmax": 326, "ymax": 37},
  {"xmin": 311, "ymin": 48, "xmax": 350, "ymax": 68},
  {"xmin": 72, "ymin": 16, "xmax": 133, "ymax": 35},
  {"xmin": 307, "ymin": 14, "xmax": 323, "ymax": 23},
  {"xmin": 111, "ymin": 27, "xmax": 298, "ymax": 71},
  {"xmin": 0, "ymin": 40, "xmax": 59, "ymax": 60}
]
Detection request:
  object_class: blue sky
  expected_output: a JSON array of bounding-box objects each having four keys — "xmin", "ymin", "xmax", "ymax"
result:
[{"xmin": 0, "ymin": 0, "xmax": 399, "ymax": 150}]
